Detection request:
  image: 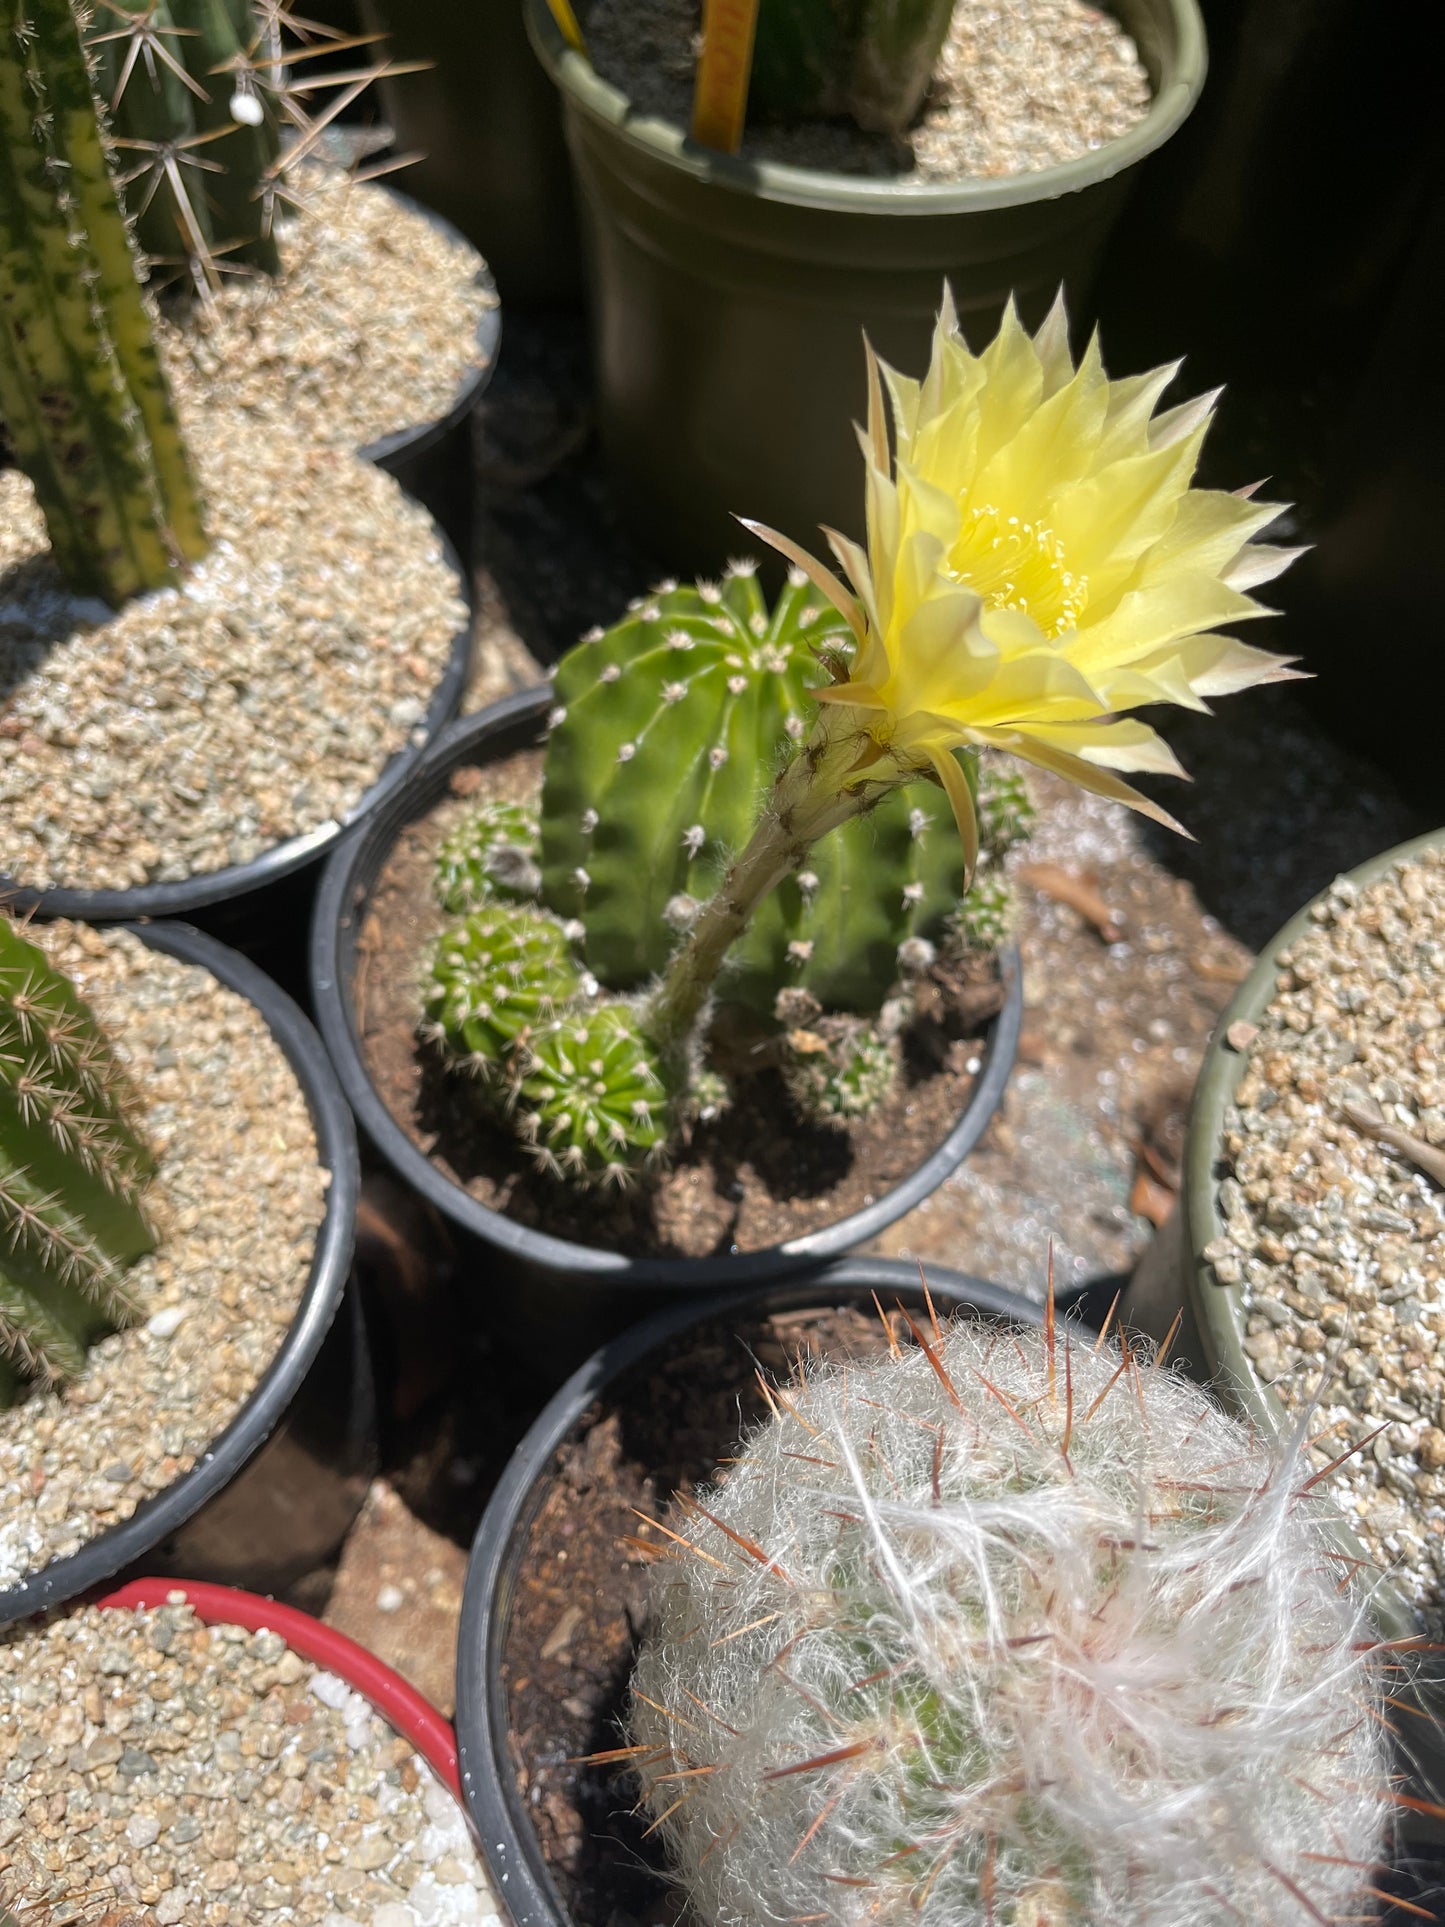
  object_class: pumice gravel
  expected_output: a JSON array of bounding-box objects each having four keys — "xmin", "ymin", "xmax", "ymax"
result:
[
  {"xmin": 1212, "ymin": 847, "xmax": 1445, "ymax": 1626},
  {"xmin": 0, "ymin": 409, "xmax": 467, "ymax": 894},
  {"xmin": 159, "ymin": 167, "xmax": 497, "ymax": 456},
  {"xmin": 0, "ymin": 924, "xmax": 325, "ymax": 1595},
  {"xmin": 0, "ymin": 1600, "xmax": 502, "ymax": 1927}
]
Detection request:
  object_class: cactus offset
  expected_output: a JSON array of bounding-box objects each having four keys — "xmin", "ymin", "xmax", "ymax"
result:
[
  {"xmin": 0, "ymin": 920, "xmax": 156, "ymax": 1407},
  {"xmin": 0, "ymin": 0, "xmax": 207, "ymax": 604},
  {"xmin": 435, "ymin": 799, "xmax": 542, "ymax": 914},
  {"xmin": 629, "ymin": 1311, "xmax": 1390, "ymax": 1927},
  {"xmin": 423, "ymin": 902, "xmax": 584, "ymax": 1077},
  {"xmin": 539, "ymin": 566, "xmax": 971, "ymax": 1019},
  {"xmin": 781, "ymin": 1012, "xmax": 897, "ymax": 1122},
  {"xmin": 516, "ymin": 1003, "xmax": 673, "ymax": 1185},
  {"xmin": 91, "ymin": 0, "xmax": 283, "ymax": 281}
]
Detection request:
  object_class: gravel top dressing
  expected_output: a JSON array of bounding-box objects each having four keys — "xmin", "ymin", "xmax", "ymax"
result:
[
  {"xmin": 160, "ymin": 168, "xmax": 497, "ymax": 454},
  {"xmin": 0, "ymin": 924, "xmax": 325, "ymax": 1595},
  {"xmin": 585, "ymin": 0, "xmax": 1151, "ymax": 180},
  {"xmin": 0, "ymin": 410, "xmax": 467, "ymax": 893},
  {"xmin": 1214, "ymin": 848, "xmax": 1445, "ymax": 1628},
  {"xmin": 0, "ymin": 1600, "xmax": 500, "ymax": 1927}
]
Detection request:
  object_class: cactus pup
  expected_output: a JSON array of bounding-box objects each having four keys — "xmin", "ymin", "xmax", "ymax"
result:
[
  {"xmin": 0, "ymin": 0, "xmax": 207, "ymax": 604},
  {"xmin": 628, "ymin": 1303, "xmax": 1391, "ymax": 1925},
  {"xmin": 0, "ymin": 919, "xmax": 156, "ymax": 1408}
]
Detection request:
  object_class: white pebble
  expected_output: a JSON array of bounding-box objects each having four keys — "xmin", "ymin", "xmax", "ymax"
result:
[
  {"xmin": 309, "ymin": 1669, "xmax": 351, "ymax": 1710},
  {"xmin": 376, "ymin": 1583, "xmax": 405, "ymax": 1613},
  {"xmin": 126, "ymin": 1813, "xmax": 161, "ymax": 1850},
  {"xmin": 146, "ymin": 1305, "xmax": 188, "ymax": 1340}
]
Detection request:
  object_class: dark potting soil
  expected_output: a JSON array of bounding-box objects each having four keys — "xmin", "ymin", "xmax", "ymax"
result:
[
  {"xmin": 355, "ymin": 749, "xmax": 1004, "ymax": 1259},
  {"xmin": 500, "ymin": 1302, "xmax": 919, "ymax": 1927}
]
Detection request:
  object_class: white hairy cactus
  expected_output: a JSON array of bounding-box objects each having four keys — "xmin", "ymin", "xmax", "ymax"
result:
[{"xmin": 628, "ymin": 1308, "xmax": 1391, "ymax": 1926}]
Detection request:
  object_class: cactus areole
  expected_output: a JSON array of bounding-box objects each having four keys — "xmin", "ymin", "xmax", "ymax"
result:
[
  {"xmin": 0, "ymin": 0, "xmax": 207, "ymax": 605},
  {"xmin": 0, "ymin": 919, "xmax": 156, "ymax": 1408}
]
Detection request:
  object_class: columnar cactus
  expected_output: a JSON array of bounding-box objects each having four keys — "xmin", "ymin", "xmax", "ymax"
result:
[
  {"xmin": 751, "ymin": 0, "xmax": 957, "ymax": 134},
  {"xmin": 0, "ymin": 920, "xmax": 156, "ymax": 1408},
  {"xmin": 90, "ymin": 0, "xmax": 283, "ymax": 279},
  {"xmin": 628, "ymin": 1313, "xmax": 1390, "ymax": 1926},
  {"xmin": 0, "ymin": 0, "xmax": 208, "ymax": 604}
]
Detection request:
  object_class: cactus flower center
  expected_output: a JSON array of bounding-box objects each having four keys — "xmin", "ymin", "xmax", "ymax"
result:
[{"xmin": 950, "ymin": 505, "xmax": 1089, "ymax": 639}]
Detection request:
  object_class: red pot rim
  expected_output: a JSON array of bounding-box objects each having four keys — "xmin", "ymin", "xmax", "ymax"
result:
[{"xmin": 96, "ymin": 1578, "xmax": 461, "ymax": 1800}]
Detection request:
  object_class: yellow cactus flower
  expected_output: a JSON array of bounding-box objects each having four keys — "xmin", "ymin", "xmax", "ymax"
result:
[{"xmin": 745, "ymin": 290, "xmax": 1303, "ymax": 870}]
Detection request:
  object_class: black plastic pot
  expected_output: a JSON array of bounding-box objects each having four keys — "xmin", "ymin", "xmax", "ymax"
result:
[
  {"xmin": 360, "ymin": 0, "xmax": 581, "ymax": 307},
  {"xmin": 310, "ymin": 689, "xmax": 1023, "ymax": 1358},
  {"xmin": 0, "ymin": 532, "xmax": 472, "ymax": 1002},
  {"xmin": 360, "ymin": 189, "xmax": 504, "ymax": 568},
  {"xmin": 0, "ymin": 921, "xmax": 366, "ymax": 1626},
  {"xmin": 453, "ymin": 1258, "xmax": 1045, "ymax": 1927}
]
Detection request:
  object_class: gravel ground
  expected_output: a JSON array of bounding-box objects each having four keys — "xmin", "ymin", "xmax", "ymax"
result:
[
  {"xmin": 0, "ymin": 1600, "xmax": 500, "ymax": 1927},
  {"xmin": 584, "ymin": 0, "xmax": 1150, "ymax": 180},
  {"xmin": 1210, "ymin": 849, "xmax": 1445, "ymax": 1629},
  {"xmin": 0, "ymin": 411, "xmax": 467, "ymax": 892},
  {"xmin": 160, "ymin": 168, "xmax": 496, "ymax": 455},
  {"xmin": 0, "ymin": 925, "xmax": 325, "ymax": 1595}
]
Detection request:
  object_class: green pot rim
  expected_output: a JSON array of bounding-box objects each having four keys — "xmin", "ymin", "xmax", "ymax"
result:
[
  {"xmin": 1186, "ymin": 826, "xmax": 1445, "ymax": 1644},
  {"xmin": 524, "ymin": 0, "xmax": 1207, "ymax": 217}
]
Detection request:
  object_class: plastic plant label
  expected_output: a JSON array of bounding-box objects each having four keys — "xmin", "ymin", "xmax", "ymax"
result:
[{"xmin": 692, "ymin": 0, "xmax": 761, "ymax": 153}]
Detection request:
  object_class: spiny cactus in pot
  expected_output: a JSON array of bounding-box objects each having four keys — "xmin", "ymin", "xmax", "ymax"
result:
[
  {"xmin": 626, "ymin": 1302, "xmax": 1393, "ymax": 1924},
  {"xmin": 750, "ymin": 0, "xmax": 957, "ymax": 135},
  {"xmin": 424, "ymin": 290, "xmax": 1301, "ymax": 1186},
  {"xmin": 0, "ymin": 0, "xmax": 207, "ymax": 605},
  {"xmin": 0, "ymin": 917, "xmax": 156, "ymax": 1410}
]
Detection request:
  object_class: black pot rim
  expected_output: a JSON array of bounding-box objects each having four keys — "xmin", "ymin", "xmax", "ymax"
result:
[
  {"xmin": 0, "ymin": 920, "xmax": 360, "ymax": 1627},
  {"xmin": 310, "ymin": 687, "xmax": 1022, "ymax": 1289},
  {"xmin": 453, "ymin": 1257, "xmax": 1045, "ymax": 1927},
  {"xmin": 0, "ymin": 524, "xmax": 473, "ymax": 924},
  {"xmin": 359, "ymin": 187, "xmax": 503, "ymax": 473}
]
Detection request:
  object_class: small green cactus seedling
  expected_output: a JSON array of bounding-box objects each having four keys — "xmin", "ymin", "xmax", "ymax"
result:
[
  {"xmin": 0, "ymin": 0, "xmax": 208, "ymax": 604},
  {"xmin": 434, "ymin": 800, "xmax": 542, "ymax": 914},
  {"xmin": 949, "ymin": 861, "xmax": 1013, "ymax": 953},
  {"xmin": 0, "ymin": 919, "xmax": 156, "ymax": 1408},
  {"xmin": 780, "ymin": 1009, "xmax": 898, "ymax": 1122},
  {"xmin": 517, "ymin": 1003, "xmax": 672, "ymax": 1184},
  {"xmin": 423, "ymin": 902, "xmax": 585, "ymax": 1075},
  {"xmin": 628, "ymin": 1306, "xmax": 1390, "ymax": 1926}
]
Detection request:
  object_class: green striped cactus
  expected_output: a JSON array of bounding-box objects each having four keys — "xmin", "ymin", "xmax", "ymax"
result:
[
  {"xmin": 0, "ymin": 919, "xmax": 156, "ymax": 1408},
  {"xmin": 90, "ymin": 0, "xmax": 283, "ymax": 280},
  {"xmin": 751, "ymin": 0, "xmax": 956, "ymax": 134},
  {"xmin": 0, "ymin": 0, "xmax": 207, "ymax": 605}
]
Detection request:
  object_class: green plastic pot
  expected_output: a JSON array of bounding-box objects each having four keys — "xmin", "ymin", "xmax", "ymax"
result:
[
  {"xmin": 362, "ymin": 0, "xmax": 581, "ymax": 305},
  {"xmin": 525, "ymin": 0, "xmax": 1206, "ymax": 572},
  {"xmin": 1172, "ymin": 827, "xmax": 1445, "ymax": 1832}
]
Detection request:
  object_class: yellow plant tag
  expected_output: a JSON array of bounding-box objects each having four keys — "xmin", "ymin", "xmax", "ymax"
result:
[
  {"xmin": 544, "ymin": 0, "xmax": 588, "ymax": 54},
  {"xmin": 691, "ymin": 0, "xmax": 761, "ymax": 154}
]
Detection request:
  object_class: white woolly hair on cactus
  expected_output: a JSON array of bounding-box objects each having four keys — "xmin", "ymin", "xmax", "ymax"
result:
[{"xmin": 627, "ymin": 1297, "xmax": 1392, "ymax": 1927}]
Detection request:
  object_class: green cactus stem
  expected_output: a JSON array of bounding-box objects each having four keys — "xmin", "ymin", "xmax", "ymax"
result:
[
  {"xmin": 91, "ymin": 0, "xmax": 282, "ymax": 279},
  {"xmin": 423, "ymin": 902, "xmax": 585, "ymax": 1077},
  {"xmin": 751, "ymin": 0, "xmax": 956, "ymax": 134},
  {"xmin": 539, "ymin": 567, "xmax": 969, "ymax": 1020},
  {"xmin": 0, "ymin": 0, "xmax": 208, "ymax": 604},
  {"xmin": 434, "ymin": 799, "xmax": 542, "ymax": 914},
  {"xmin": 516, "ymin": 1004, "xmax": 673, "ymax": 1185},
  {"xmin": 0, "ymin": 919, "xmax": 156, "ymax": 1405}
]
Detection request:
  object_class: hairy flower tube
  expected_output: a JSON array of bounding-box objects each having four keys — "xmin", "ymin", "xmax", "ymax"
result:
[
  {"xmin": 628, "ymin": 1312, "xmax": 1390, "ymax": 1927},
  {"xmin": 644, "ymin": 292, "xmax": 1300, "ymax": 1054}
]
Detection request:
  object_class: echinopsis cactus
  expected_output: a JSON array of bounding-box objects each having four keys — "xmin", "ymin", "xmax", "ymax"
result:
[
  {"xmin": 0, "ymin": 920, "xmax": 156, "ymax": 1408},
  {"xmin": 423, "ymin": 567, "xmax": 1030, "ymax": 1181},
  {"xmin": 751, "ymin": 0, "xmax": 957, "ymax": 134},
  {"xmin": 628, "ymin": 1313, "xmax": 1390, "ymax": 1925},
  {"xmin": 0, "ymin": 0, "xmax": 208, "ymax": 605}
]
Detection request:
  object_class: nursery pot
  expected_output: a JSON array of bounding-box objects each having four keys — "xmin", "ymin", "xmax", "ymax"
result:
[
  {"xmin": 0, "ymin": 526, "xmax": 472, "ymax": 1000},
  {"xmin": 361, "ymin": 0, "xmax": 581, "ymax": 306},
  {"xmin": 525, "ymin": 0, "xmax": 1206, "ymax": 574},
  {"xmin": 361, "ymin": 190, "xmax": 504, "ymax": 568},
  {"xmin": 453, "ymin": 1257, "xmax": 1045, "ymax": 1927},
  {"xmin": 97, "ymin": 1579, "xmax": 461, "ymax": 1798},
  {"xmin": 310, "ymin": 688, "xmax": 1023, "ymax": 1362},
  {"xmin": 0, "ymin": 922, "xmax": 367, "ymax": 1627},
  {"xmin": 1136, "ymin": 825, "xmax": 1445, "ymax": 1833}
]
